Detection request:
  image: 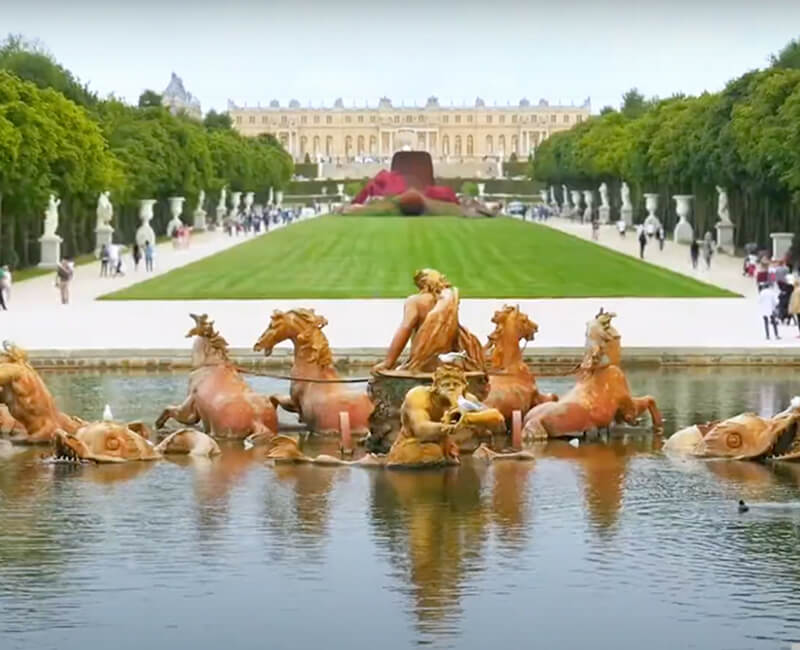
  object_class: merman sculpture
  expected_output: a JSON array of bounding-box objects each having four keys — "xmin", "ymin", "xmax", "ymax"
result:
[
  {"xmin": 522, "ymin": 309, "xmax": 662, "ymax": 439},
  {"xmin": 664, "ymin": 398, "xmax": 800, "ymax": 461},
  {"xmin": 0, "ymin": 341, "xmax": 83, "ymax": 443},
  {"xmin": 252, "ymin": 364, "xmax": 507, "ymax": 468},
  {"xmin": 373, "ymin": 268, "xmax": 484, "ymax": 373},
  {"xmin": 253, "ymin": 308, "xmax": 373, "ymax": 435},
  {"xmin": 483, "ymin": 305, "xmax": 557, "ymax": 422},
  {"xmin": 156, "ymin": 314, "xmax": 278, "ymax": 439}
]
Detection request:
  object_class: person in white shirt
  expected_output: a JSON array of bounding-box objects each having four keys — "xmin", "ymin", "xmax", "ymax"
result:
[
  {"xmin": 758, "ymin": 283, "xmax": 780, "ymax": 340},
  {"xmin": 616, "ymin": 219, "xmax": 626, "ymax": 238},
  {"xmin": 108, "ymin": 243, "xmax": 120, "ymax": 277}
]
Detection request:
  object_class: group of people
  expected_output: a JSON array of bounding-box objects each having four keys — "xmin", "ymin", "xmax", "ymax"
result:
[
  {"xmin": 754, "ymin": 256, "xmax": 800, "ymax": 340},
  {"xmin": 100, "ymin": 241, "xmax": 155, "ymax": 277},
  {"xmin": 634, "ymin": 222, "xmax": 667, "ymax": 259},
  {"xmin": 223, "ymin": 204, "xmax": 299, "ymax": 237}
]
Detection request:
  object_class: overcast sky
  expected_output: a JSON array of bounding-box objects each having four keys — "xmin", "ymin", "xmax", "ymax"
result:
[{"xmin": 4, "ymin": 0, "xmax": 799, "ymax": 113}]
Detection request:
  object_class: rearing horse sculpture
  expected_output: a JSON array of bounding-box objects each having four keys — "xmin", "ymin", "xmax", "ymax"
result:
[
  {"xmin": 156, "ymin": 314, "xmax": 278, "ymax": 439},
  {"xmin": 522, "ymin": 309, "xmax": 662, "ymax": 439},
  {"xmin": 253, "ymin": 309, "xmax": 373, "ymax": 435},
  {"xmin": 483, "ymin": 305, "xmax": 557, "ymax": 423}
]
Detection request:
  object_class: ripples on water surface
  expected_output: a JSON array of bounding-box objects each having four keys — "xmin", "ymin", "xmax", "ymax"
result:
[{"xmin": 2, "ymin": 367, "xmax": 800, "ymax": 649}]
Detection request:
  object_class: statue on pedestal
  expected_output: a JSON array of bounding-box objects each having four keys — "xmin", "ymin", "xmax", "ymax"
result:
[
  {"xmin": 373, "ymin": 268, "xmax": 484, "ymax": 374},
  {"xmin": 216, "ymin": 187, "xmax": 227, "ymax": 226},
  {"xmin": 716, "ymin": 186, "xmax": 730, "ymax": 223},
  {"xmin": 94, "ymin": 191, "xmax": 114, "ymax": 255},
  {"xmin": 43, "ymin": 194, "xmax": 60, "ymax": 238},
  {"xmin": 599, "ymin": 183, "xmax": 609, "ymax": 208},
  {"xmin": 620, "ymin": 181, "xmax": 633, "ymax": 226},
  {"xmin": 193, "ymin": 190, "xmax": 207, "ymax": 230}
]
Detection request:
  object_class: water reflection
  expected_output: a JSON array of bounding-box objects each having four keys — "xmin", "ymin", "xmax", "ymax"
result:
[{"xmin": 2, "ymin": 368, "xmax": 800, "ymax": 648}]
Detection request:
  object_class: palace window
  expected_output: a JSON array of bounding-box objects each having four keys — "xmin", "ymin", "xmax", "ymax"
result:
[
  {"xmin": 326, "ymin": 116, "xmax": 332, "ymax": 124},
  {"xmin": 314, "ymin": 115, "xmax": 320, "ymax": 124},
  {"xmin": 418, "ymin": 114, "xmax": 424, "ymax": 122},
  {"xmin": 512, "ymin": 115, "xmax": 517, "ymax": 124},
  {"xmin": 261, "ymin": 116, "xmax": 268, "ymax": 124},
  {"xmin": 235, "ymin": 116, "xmax": 242, "ymax": 124},
  {"xmin": 345, "ymin": 115, "xmax": 352, "ymax": 123},
  {"xmin": 249, "ymin": 116, "xmax": 255, "ymax": 124},
  {"xmin": 455, "ymin": 115, "xmax": 461, "ymax": 124},
  {"xmin": 486, "ymin": 115, "xmax": 492, "ymax": 124},
  {"xmin": 301, "ymin": 116, "xmax": 307, "ymax": 124},
  {"xmin": 406, "ymin": 115, "xmax": 413, "ymax": 123},
  {"xmin": 370, "ymin": 114, "xmax": 377, "ymax": 122},
  {"xmin": 467, "ymin": 115, "xmax": 473, "ymax": 123},
  {"xmin": 442, "ymin": 115, "xmax": 449, "ymax": 123},
  {"xmin": 550, "ymin": 114, "xmax": 556, "ymax": 123},
  {"xmin": 281, "ymin": 115, "xmax": 288, "ymax": 125},
  {"xmin": 563, "ymin": 114, "xmax": 570, "ymax": 124},
  {"xmin": 358, "ymin": 115, "xmax": 364, "ymax": 123},
  {"xmin": 394, "ymin": 115, "xmax": 400, "ymax": 123},
  {"xmin": 499, "ymin": 115, "xmax": 505, "ymax": 124},
  {"xmin": 576, "ymin": 115, "xmax": 583, "ymax": 123}
]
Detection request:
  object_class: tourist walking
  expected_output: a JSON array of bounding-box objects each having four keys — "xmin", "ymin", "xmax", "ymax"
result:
[
  {"xmin": 657, "ymin": 225, "xmax": 665, "ymax": 251},
  {"xmin": 690, "ymin": 240, "xmax": 700, "ymax": 270},
  {"xmin": 591, "ymin": 218, "xmax": 599, "ymax": 241},
  {"xmin": 99, "ymin": 243, "xmax": 110, "ymax": 277},
  {"xmin": 758, "ymin": 283, "xmax": 780, "ymax": 340},
  {"xmin": 789, "ymin": 277, "xmax": 800, "ymax": 337},
  {"xmin": 55, "ymin": 258, "xmax": 74, "ymax": 305},
  {"xmin": 638, "ymin": 226, "xmax": 647, "ymax": 259},
  {"xmin": 144, "ymin": 241, "xmax": 154, "ymax": 272},
  {"xmin": 702, "ymin": 232, "xmax": 714, "ymax": 269},
  {"xmin": 617, "ymin": 219, "xmax": 626, "ymax": 238},
  {"xmin": 132, "ymin": 242, "xmax": 141, "ymax": 271},
  {"xmin": 109, "ymin": 243, "xmax": 120, "ymax": 277}
]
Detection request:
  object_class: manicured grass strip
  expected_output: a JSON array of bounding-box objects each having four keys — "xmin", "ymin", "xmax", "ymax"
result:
[{"xmin": 100, "ymin": 217, "xmax": 737, "ymax": 300}]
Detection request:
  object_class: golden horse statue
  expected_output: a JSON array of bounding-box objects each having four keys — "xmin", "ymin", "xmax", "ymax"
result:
[
  {"xmin": 0, "ymin": 341, "xmax": 83, "ymax": 443},
  {"xmin": 156, "ymin": 314, "xmax": 278, "ymax": 439},
  {"xmin": 253, "ymin": 309, "xmax": 373, "ymax": 435},
  {"xmin": 483, "ymin": 305, "xmax": 557, "ymax": 423},
  {"xmin": 522, "ymin": 309, "xmax": 662, "ymax": 439}
]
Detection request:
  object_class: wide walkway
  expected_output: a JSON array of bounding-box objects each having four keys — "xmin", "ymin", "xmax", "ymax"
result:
[
  {"xmin": 539, "ymin": 217, "xmax": 755, "ymax": 297},
  {"xmin": 4, "ymin": 214, "xmax": 800, "ymax": 354}
]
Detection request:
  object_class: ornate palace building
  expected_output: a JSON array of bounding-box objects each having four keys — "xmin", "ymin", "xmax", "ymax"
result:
[{"xmin": 228, "ymin": 96, "xmax": 590, "ymax": 163}]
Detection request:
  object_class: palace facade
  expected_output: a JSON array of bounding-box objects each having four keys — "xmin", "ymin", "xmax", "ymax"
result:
[{"xmin": 228, "ymin": 97, "xmax": 590, "ymax": 162}]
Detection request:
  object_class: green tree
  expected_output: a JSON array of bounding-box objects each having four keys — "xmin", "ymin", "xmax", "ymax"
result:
[
  {"xmin": 771, "ymin": 37, "xmax": 800, "ymax": 69},
  {"xmin": 621, "ymin": 88, "xmax": 647, "ymax": 119},
  {"xmin": 203, "ymin": 109, "xmax": 232, "ymax": 130},
  {"xmin": 460, "ymin": 181, "xmax": 479, "ymax": 197},
  {"xmin": 138, "ymin": 90, "xmax": 163, "ymax": 108}
]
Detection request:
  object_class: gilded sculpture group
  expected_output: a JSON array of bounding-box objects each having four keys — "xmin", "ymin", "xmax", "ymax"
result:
[{"xmin": 1, "ymin": 268, "xmax": 796, "ymax": 467}]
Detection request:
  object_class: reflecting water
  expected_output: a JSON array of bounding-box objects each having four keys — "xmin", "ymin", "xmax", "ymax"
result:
[{"xmin": 2, "ymin": 367, "xmax": 800, "ymax": 649}]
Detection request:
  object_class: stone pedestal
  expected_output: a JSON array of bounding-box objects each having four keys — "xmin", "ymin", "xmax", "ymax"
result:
[
  {"xmin": 477, "ymin": 183, "xmax": 486, "ymax": 198},
  {"xmin": 193, "ymin": 208, "xmax": 207, "ymax": 231},
  {"xmin": 621, "ymin": 206, "xmax": 633, "ymax": 227},
  {"xmin": 771, "ymin": 232, "xmax": 794, "ymax": 260},
  {"xmin": 598, "ymin": 206, "xmax": 610, "ymax": 224},
  {"xmin": 38, "ymin": 234, "xmax": 62, "ymax": 269},
  {"xmin": 715, "ymin": 222, "xmax": 735, "ymax": 254},
  {"xmin": 94, "ymin": 224, "xmax": 114, "ymax": 255},
  {"xmin": 215, "ymin": 206, "xmax": 226, "ymax": 227}
]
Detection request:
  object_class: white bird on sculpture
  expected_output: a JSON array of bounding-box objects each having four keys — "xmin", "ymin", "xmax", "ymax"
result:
[
  {"xmin": 438, "ymin": 352, "xmax": 468, "ymax": 365},
  {"xmin": 457, "ymin": 395, "xmax": 484, "ymax": 413},
  {"xmin": 102, "ymin": 404, "xmax": 113, "ymax": 422}
]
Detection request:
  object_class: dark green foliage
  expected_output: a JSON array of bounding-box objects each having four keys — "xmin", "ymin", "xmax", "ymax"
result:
[{"xmin": 533, "ymin": 41, "xmax": 800, "ymax": 250}]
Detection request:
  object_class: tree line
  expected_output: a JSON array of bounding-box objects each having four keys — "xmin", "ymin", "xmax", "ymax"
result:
[
  {"xmin": 532, "ymin": 37, "xmax": 800, "ymax": 250},
  {"xmin": 0, "ymin": 35, "xmax": 292, "ymax": 269}
]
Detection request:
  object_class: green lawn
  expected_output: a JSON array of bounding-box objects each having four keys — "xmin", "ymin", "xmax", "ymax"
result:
[{"xmin": 100, "ymin": 217, "xmax": 736, "ymax": 300}]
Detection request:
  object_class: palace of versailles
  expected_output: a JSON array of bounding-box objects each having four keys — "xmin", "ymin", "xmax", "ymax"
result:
[{"xmin": 226, "ymin": 96, "xmax": 591, "ymax": 163}]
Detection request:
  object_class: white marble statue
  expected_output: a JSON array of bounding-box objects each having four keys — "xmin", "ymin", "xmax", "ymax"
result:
[
  {"xmin": 716, "ymin": 186, "xmax": 730, "ymax": 223},
  {"xmin": 620, "ymin": 182, "xmax": 632, "ymax": 210},
  {"xmin": 549, "ymin": 186, "xmax": 557, "ymax": 205},
  {"xmin": 562, "ymin": 185, "xmax": 570, "ymax": 207},
  {"xmin": 599, "ymin": 182, "xmax": 609, "ymax": 208},
  {"xmin": 43, "ymin": 194, "xmax": 61, "ymax": 238},
  {"xmin": 136, "ymin": 199, "xmax": 157, "ymax": 247},
  {"xmin": 218, "ymin": 187, "xmax": 227, "ymax": 210},
  {"xmin": 96, "ymin": 191, "xmax": 113, "ymax": 230}
]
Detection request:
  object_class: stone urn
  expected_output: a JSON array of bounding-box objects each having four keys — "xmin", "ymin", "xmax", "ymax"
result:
[
  {"xmin": 477, "ymin": 183, "xmax": 486, "ymax": 198},
  {"xmin": 229, "ymin": 191, "xmax": 242, "ymax": 219},
  {"xmin": 583, "ymin": 190, "xmax": 594, "ymax": 222},
  {"xmin": 672, "ymin": 195, "xmax": 694, "ymax": 244},
  {"xmin": 336, "ymin": 183, "xmax": 345, "ymax": 198},
  {"xmin": 643, "ymin": 193, "xmax": 661, "ymax": 232},
  {"xmin": 166, "ymin": 196, "xmax": 186, "ymax": 237},
  {"xmin": 136, "ymin": 199, "xmax": 157, "ymax": 247}
]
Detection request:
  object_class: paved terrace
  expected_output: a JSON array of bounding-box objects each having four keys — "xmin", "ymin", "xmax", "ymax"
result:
[{"xmin": 4, "ymin": 215, "xmax": 800, "ymax": 363}]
